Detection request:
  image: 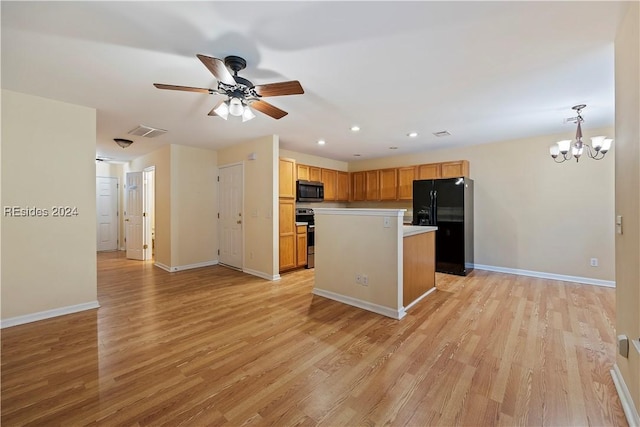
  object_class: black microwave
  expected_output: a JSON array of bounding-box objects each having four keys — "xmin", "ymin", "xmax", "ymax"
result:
[{"xmin": 296, "ymin": 180, "xmax": 324, "ymax": 202}]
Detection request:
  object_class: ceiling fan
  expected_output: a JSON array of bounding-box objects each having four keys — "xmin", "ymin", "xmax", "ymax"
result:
[{"xmin": 154, "ymin": 54, "xmax": 304, "ymax": 121}]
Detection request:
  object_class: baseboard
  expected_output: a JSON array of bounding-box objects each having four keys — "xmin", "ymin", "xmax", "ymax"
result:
[
  {"xmin": 1, "ymin": 301, "xmax": 100, "ymax": 329},
  {"xmin": 473, "ymin": 264, "xmax": 615, "ymax": 287},
  {"xmin": 404, "ymin": 286, "xmax": 437, "ymax": 312},
  {"xmin": 243, "ymin": 267, "xmax": 281, "ymax": 281},
  {"xmin": 611, "ymin": 364, "xmax": 640, "ymax": 427},
  {"xmin": 154, "ymin": 260, "xmax": 218, "ymax": 272},
  {"xmin": 312, "ymin": 288, "xmax": 405, "ymax": 320}
]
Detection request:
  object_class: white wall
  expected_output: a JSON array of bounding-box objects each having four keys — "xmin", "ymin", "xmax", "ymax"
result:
[
  {"xmin": 170, "ymin": 144, "xmax": 217, "ymax": 267},
  {"xmin": 218, "ymin": 135, "xmax": 279, "ymax": 279},
  {"xmin": 614, "ymin": 1, "xmax": 640, "ymax": 415},
  {"xmin": 1, "ymin": 90, "xmax": 98, "ymax": 323},
  {"xmin": 348, "ymin": 127, "xmax": 616, "ymax": 283}
]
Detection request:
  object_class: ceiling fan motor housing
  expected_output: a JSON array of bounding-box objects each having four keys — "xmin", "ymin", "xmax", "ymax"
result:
[{"xmin": 224, "ymin": 56, "xmax": 247, "ymax": 74}]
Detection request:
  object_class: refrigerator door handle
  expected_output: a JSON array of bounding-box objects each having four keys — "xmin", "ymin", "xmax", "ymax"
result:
[{"xmin": 431, "ymin": 190, "xmax": 437, "ymax": 224}]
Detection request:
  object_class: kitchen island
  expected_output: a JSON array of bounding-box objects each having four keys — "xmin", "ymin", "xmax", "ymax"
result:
[{"xmin": 312, "ymin": 208, "xmax": 437, "ymax": 319}]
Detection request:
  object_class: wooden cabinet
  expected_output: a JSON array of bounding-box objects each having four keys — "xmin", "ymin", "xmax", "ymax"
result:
[
  {"xmin": 441, "ymin": 160, "xmax": 469, "ymax": 178},
  {"xmin": 365, "ymin": 170, "xmax": 380, "ymax": 201},
  {"xmin": 279, "ymin": 158, "xmax": 296, "ymax": 198},
  {"xmin": 279, "ymin": 199, "xmax": 296, "ymax": 271},
  {"xmin": 321, "ymin": 169, "xmax": 338, "ymax": 201},
  {"xmin": 309, "ymin": 167, "xmax": 322, "ymax": 182},
  {"xmin": 296, "ymin": 225, "xmax": 307, "ymax": 267},
  {"xmin": 351, "ymin": 171, "xmax": 366, "ymax": 201},
  {"xmin": 296, "ymin": 164, "xmax": 309, "ymax": 181},
  {"xmin": 418, "ymin": 163, "xmax": 441, "ymax": 180},
  {"xmin": 337, "ymin": 171, "xmax": 350, "ymax": 202},
  {"xmin": 398, "ymin": 166, "xmax": 417, "ymax": 200},
  {"xmin": 379, "ymin": 168, "xmax": 398, "ymax": 201}
]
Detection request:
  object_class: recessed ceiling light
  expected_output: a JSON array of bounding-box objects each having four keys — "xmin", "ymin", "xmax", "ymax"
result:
[
  {"xmin": 350, "ymin": 125, "xmax": 361, "ymax": 132},
  {"xmin": 317, "ymin": 139, "xmax": 326, "ymax": 145},
  {"xmin": 407, "ymin": 132, "xmax": 418, "ymax": 138},
  {"xmin": 389, "ymin": 146, "xmax": 398, "ymax": 150},
  {"xmin": 353, "ymin": 154, "xmax": 361, "ymax": 157},
  {"xmin": 433, "ymin": 130, "xmax": 451, "ymax": 137}
]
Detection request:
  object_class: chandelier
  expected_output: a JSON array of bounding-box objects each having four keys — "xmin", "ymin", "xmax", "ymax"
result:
[{"xmin": 549, "ymin": 104, "xmax": 613, "ymax": 163}]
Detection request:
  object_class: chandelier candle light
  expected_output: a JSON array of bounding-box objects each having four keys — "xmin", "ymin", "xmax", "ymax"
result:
[{"xmin": 549, "ymin": 104, "xmax": 613, "ymax": 163}]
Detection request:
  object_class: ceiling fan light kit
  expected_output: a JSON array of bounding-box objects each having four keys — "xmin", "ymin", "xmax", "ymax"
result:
[
  {"xmin": 154, "ymin": 54, "xmax": 304, "ymax": 122},
  {"xmin": 549, "ymin": 104, "xmax": 613, "ymax": 163}
]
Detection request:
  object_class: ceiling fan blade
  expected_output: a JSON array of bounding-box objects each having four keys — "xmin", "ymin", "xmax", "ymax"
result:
[
  {"xmin": 153, "ymin": 83, "xmax": 213, "ymax": 94},
  {"xmin": 196, "ymin": 54, "xmax": 236, "ymax": 86},
  {"xmin": 253, "ymin": 81, "xmax": 304, "ymax": 97},
  {"xmin": 250, "ymin": 100, "xmax": 288, "ymax": 119}
]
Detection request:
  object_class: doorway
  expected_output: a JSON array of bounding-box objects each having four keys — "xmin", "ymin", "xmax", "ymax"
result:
[
  {"xmin": 125, "ymin": 168, "xmax": 155, "ymax": 261},
  {"xmin": 96, "ymin": 176, "xmax": 118, "ymax": 251},
  {"xmin": 218, "ymin": 163, "xmax": 243, "ymax": 269}
]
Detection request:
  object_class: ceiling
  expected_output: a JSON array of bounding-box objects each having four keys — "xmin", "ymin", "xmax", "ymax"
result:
[{"xmin": 1, "ymin": 1, "xmax": 628, "ymax": 162}]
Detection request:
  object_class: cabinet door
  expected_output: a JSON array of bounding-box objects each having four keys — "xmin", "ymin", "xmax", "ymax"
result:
[
  {"xmin": 352, "ymin": 171, "xmax": 366, "ymax": 201},
  {"xmin": 441, "ymin": 160, "xmax": 469, "ymax": 178},
  {"xmin": 379, "ymin": 168, "xmax": 398, "ymax": 201},
  {"xmin": 337, "ymin": 171, "xmax": 350, "ymax": 201},
  {"xmin": 297, "ymin": 164, "xmax": 309, "ymax": 181},
  {"xmin": 365, "ymin": 170, "xmax": 380, "ymax": 201},
  {"xmin": 418, "ymin": 163, "xmax": 441, "ymax": 180},
  {"xmin": 321, "ymin": 169, "xmax": 338, "ymax": 201},
  {"xmin": 309, "ymin": 167, "xmax": 322, "ymax": 182},
  {"xmin": 279, "ymin": 199, "xmax": 296, "ymax": 271},
  {"xmin": 279, "ymin": 158, "xmax": 296, "ymax": 198},
  {"xmin": 398, "ymin": 166, "xmax": 417, "ymax": 200},
  {"xmin": 296, "ymin": 227, "xmax": 307, "ymax": 267}
]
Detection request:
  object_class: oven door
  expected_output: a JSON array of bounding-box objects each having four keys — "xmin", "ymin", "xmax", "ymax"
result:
[{"xmin": 306, "ymin": 225, "xmax": 315, "ymax": 268}]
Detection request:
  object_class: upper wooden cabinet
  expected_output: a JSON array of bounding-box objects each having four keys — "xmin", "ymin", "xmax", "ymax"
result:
[
  {"xmin": 398, "ymin": 166, "xmax": 417, "ymax": 200},
  {"xmin": 337, "ymin": 171, "xmax": 350, "ymax": 202},
  {"xmin": 321, "ymin": 168, "xmax": 338, "ymax": 201},
  {"xmin": 309, "ymin": 167, "xmax": 322, "ymax": 182},
  {"xmin": 352, "ymin": 171, "xmax": 366, "ymax": 201},
  {"xmin": 365, "ymin": 170, "xmax": 380, "ymax": 201},
  {"xmin": 296, "ymin": 164, "xmax": 309, "ymax": 181},
  {"xmin": 279, "ymin": 158, "xmax": 296, "ymax": 199},
  {"xmin": 441, "ymin": 160, "xmax": 469, "ymax": 178},
  {"xmin": 379, "ymin": 168, "xmax": 398, "ymax": 201},
  {"xmin": 418, "ymin": 163, "xmax": 441, "ymax": 180}
]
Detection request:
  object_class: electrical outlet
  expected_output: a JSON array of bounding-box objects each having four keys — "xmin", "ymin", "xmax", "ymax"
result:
[
  {"xmin": 355, "ymin": 273, "xmax": 362, "ymax": 284},
  {"xmin": 362, "ymin": 275, "xmax": 369, "ymax": 286},
  {"xmin": 383, "ymin": 217, "xmax": 391, "ymax": 228},
  {"xmin": 590, "ymin": 258, "xmax": 598, "ymax": 267}
]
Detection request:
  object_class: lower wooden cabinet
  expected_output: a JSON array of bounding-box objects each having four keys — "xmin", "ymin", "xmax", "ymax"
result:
[
  {"xmin": 296, "ymin": 225, "xmax": 307, "ymax": 267},
  {"xmin": 279, "ymin": 199, "xmax": 296, "ymax": 272}
]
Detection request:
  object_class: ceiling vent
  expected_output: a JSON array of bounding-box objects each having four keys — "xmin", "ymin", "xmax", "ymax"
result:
[
  {"xmin": 433, "ymin": 130, "xmax": 451, "ymax": 137},
  {"xmin": 128, "ymin": 125, "xmax": 167, "ymax": 138}
]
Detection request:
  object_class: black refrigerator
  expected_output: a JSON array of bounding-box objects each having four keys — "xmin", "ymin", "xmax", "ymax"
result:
[{"xmin": 412, "ymin": 177, "xmax": 474, "ymax": 276}]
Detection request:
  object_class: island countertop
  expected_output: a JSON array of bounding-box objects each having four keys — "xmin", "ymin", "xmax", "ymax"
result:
[{"xmin": 403, "ymin": 225, "xmax": 437, "ymax": 237}]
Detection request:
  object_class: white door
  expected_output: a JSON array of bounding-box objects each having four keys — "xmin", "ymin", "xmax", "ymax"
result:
[
  {"xmin": 126, "ymin": 171, "xmax": 144, "ymax": 260},
  {"xmin": 219, "ymin": 164, "xmax": 243, "ymax": 269},
  {"xmin": 96, "ymin": 177, "xmax": 118, "ymax": 251}
]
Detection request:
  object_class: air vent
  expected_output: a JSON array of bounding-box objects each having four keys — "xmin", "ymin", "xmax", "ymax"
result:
[
  {"xmin": 128, "ymin": 125, "xmax": 167, "ymax": 138},
  {"xmin": 433, "ymin": 130, "xmax": 451, "ymax": 137}
]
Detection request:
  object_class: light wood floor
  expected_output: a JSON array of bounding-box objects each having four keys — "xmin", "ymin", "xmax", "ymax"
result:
[{"xmin": 1, "ymin": 252, "xmax": 627, "ymax": 426}]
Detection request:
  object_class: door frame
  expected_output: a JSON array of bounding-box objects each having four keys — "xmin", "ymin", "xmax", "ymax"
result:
[
  {"xmin": 218, "ymin": 162, "xmax": 244, "ymax": 269},
  {"xmin": 143, "ymin": 166, "xmax": 155, "ymax": 261}
]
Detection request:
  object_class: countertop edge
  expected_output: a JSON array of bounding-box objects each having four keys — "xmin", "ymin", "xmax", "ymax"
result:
[{"xmin": 402, "ymin": 226, "xmax": 437, "ymax": 237}]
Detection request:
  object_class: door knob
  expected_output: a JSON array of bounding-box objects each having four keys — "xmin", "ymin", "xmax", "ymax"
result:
[
  {"xmin": 237, "ymin": 220, "xmax": 242, "ymax": 224},
  {"xmin": 125, "ymin": 219, "xmax": 129, "ymax": 222}
]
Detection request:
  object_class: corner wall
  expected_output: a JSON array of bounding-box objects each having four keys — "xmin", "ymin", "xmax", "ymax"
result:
[
  {"xmin": 614, "ymin": 1, "xmax": 640, "ymax": 418},
  {"xmin": 349, "ymin": 127, "xmax": 615, "ymax": 284},
  {"xmin": 218, "ymin": 135, "xmax": 279, "ymax": 279},
  {"xmin": 1, "ymin": 90, "xmax": 98, "ymax": 323}
]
